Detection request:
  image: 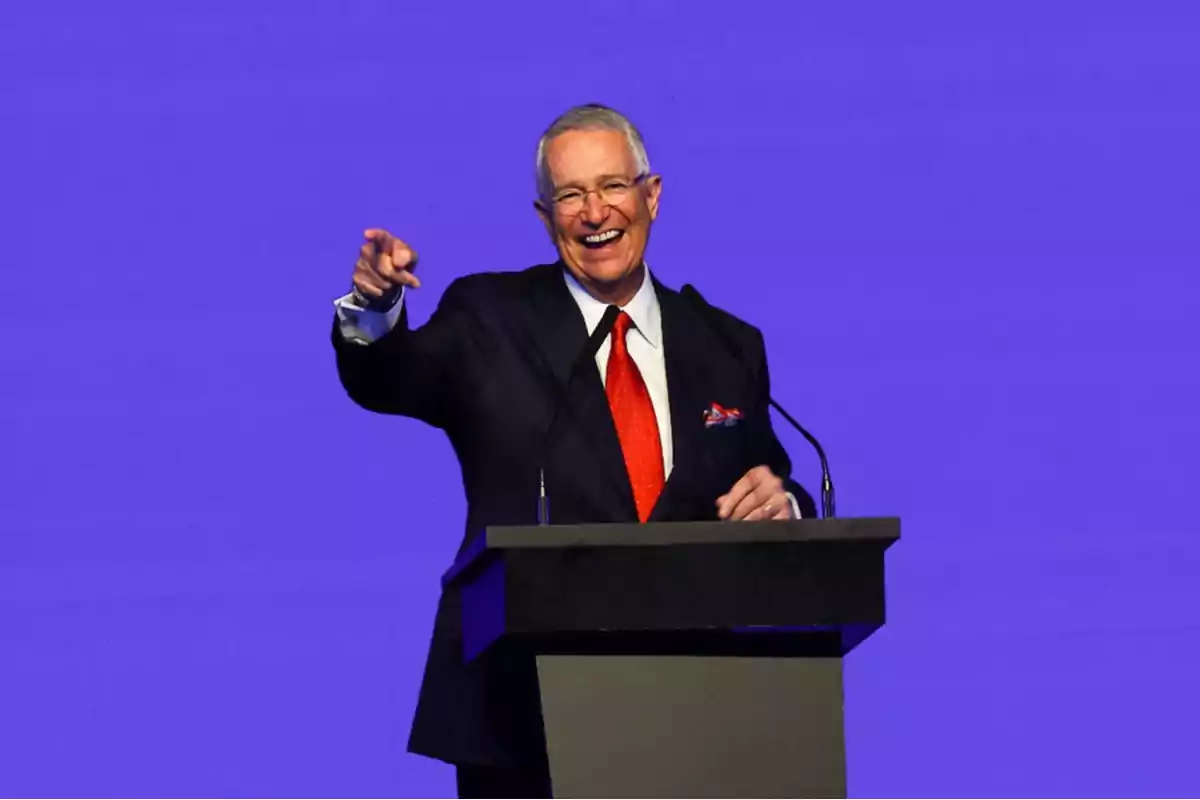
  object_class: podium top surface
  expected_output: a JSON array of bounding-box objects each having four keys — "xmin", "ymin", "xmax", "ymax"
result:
[{"xmin": 443, "ymin": 517, "xmax": 899, "ymax": 588}]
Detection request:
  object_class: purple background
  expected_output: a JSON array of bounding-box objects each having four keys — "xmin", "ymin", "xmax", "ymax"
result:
[{"xmin": 3, "ymin": 2, "xmax": 1199, "ymax": 796}]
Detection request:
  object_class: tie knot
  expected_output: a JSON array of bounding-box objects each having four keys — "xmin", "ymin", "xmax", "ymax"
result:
[{"xmin": 612, "ymin": 309, "xmax": 633, "ymax": 338}]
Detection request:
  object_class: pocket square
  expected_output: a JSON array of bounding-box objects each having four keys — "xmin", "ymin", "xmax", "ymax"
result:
[{"xmin": 703, "ymin": 402, "xmax": 743, "ymax": 428}]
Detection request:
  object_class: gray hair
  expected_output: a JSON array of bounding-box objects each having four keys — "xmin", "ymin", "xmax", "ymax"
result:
[{"xmin": 535, "ymin": 104, "xmax": 651, "ymax": 200}]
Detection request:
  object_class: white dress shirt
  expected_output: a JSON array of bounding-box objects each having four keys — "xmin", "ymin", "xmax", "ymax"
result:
[
  {"xmin": 333, "ymin": 268, "xmax": 800, "ymax": 517},
  {"xmin": 561, "ymin": 267, "xmax": 675, "ymax": 479}
]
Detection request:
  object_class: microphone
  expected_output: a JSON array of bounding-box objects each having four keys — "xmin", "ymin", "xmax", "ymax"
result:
[
  {"xmin": 679, "ymin": 284, "xmax": 836, "ymax": 519},
  {"xmin": 538, "ymin": 303, "xmax": 623, "ymax": 525}
]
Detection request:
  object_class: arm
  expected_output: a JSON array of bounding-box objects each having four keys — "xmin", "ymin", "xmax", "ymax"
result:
[
  {"xmin": 717, "ymin": 329, "xmax": 818, "ymax": 521},
  {"xmin": 332, "ymin": 277, "xmax": 487, "ymax": 429}
]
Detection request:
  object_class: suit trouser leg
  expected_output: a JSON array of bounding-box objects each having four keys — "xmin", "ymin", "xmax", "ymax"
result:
[{"xmin": 455, "ymin": 763, "xmax": 552, "ymax": 798}]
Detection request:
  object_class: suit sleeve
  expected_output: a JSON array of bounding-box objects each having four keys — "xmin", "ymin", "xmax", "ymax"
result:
[
  {"xmin": 750, "ymin": 331, "xmax": 819, "ymax": 520},
  {"xmin": 331, "ymin": 278, "xmax": 489, "ymax": 430}
]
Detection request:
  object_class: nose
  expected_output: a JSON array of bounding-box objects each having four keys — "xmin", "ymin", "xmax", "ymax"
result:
[{"xmin": 579, "ymin": 192, "xmax": 610, "ymax": 226}]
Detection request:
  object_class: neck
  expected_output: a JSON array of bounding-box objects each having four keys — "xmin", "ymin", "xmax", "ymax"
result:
[{"xmin": 576, "ymin": 262, "xmax": 646, "ymax": 308}]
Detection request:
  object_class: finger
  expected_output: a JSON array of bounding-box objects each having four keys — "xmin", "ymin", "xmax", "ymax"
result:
[
  {"xmin": 745, "ymin": 502, "xmax": 770, "ymax": 522},
  {"xmin": 363, "ymin": 228, "xmax": 392, "ymax": 248},
  {"xmin": 391, "ymin": 270, "xmax": 422, "ymax": 289},
  {"xmin": 731, "ymin": 474, "xmax": 784, "ymax": 521},
  {"xmin": 356, "ymin": 259, "xmax": 388, "ymax": 290},
  {"xmin": 729, "ymin": 482, "xmax": 772, "ymax": 520},
  {"xmin": 375, "ymin": 251, "xmax": 395, "ymax": 280},
  {"xmin": 717, "ymin": 473, "xmax": 757, "ymax": 519},
  {"xmin": 374, "ymin": 253, "xmax": 421, "ymax": 289},
  {"xmin": 354, "ymin": 245, "xmax": 382, "ymax": 287},
  {"xmin": 353, "ymin": 274, "xmax": 385, "ymax": 297},
  {"xmin": 751, "ymin": 494, "xmax": 790, "ymax": 522},
  {"xmin": 718, "ymin": 466, "xmax": 774, "ymax": 519},
  {"xmin": 390, "ymin": 241, "xmax": 419, "ymax": 273}
]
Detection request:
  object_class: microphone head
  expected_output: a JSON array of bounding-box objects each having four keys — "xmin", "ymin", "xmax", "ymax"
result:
[
  {"xmin": 572, "ymin": 304, "xmax": 625, "ymax": 375},
  {"xmin": 601, "ymin": 303, "xmax": 621, "ymax": 327}
]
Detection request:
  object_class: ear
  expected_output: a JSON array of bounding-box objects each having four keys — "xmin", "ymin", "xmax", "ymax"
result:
[
  {"xmin": 534, "ymin": 199, "xmax": 555, "ymax": 235},
  {"xmin": 644, "ymin": 174, "xmax": 663, "ymax": 221}
]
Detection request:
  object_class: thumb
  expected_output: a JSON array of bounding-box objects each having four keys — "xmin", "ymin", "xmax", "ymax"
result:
[{"xmin": 392, "ymin": 241, "xmax": 419, "ymax": 273}]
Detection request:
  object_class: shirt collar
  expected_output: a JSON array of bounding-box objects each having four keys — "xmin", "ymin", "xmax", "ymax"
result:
[{"xmin": 562, "ymin": 264, "xmax": 662, "ymax": 349}]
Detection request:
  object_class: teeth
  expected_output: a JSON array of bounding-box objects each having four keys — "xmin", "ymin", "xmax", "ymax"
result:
[{"xmin": 584, "ymin": 230, "xmax": 622, "ymax": 244}]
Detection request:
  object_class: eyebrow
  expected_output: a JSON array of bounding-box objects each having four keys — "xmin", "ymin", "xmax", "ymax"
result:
[{"xmin": 554, "ymin": 173, "xmax": 633, "ymax": 191}]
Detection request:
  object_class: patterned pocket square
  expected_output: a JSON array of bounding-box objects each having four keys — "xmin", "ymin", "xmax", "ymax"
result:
[{"xmin": 703, "ymin": 402, "xmax": 743, "ymax": 428}]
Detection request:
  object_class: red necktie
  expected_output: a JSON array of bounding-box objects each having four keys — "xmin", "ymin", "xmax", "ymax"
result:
[{"xmin": 605, "ymin": 311, "xmax": 665, "ymax": 522}]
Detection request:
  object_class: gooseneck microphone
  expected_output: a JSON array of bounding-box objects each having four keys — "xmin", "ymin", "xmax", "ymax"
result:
[
  {"xmin": 538, "ymin": 304, "xmax": 623, "ymax": 525},
  {"xmin": 680, "ymin": 284, "xmax": 836, "ymax": 519}
]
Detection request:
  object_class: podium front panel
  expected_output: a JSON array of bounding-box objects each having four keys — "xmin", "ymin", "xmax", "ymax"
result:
[{"xmin": 536, "ymin": 654, "xmax": 846, "ymax": 798}]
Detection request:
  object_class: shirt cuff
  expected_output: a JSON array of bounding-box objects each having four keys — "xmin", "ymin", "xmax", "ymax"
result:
[
  {"xmin": 785, "ymin": 491, "xmax": 803, "ymax": 519},
  {"xmin": 334, "ymin": 288, "xmax": 406, "ymax": 345}
]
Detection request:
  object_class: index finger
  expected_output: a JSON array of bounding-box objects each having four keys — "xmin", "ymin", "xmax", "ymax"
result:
[{"xmin": 363, "ymin": 228, "xmax": 393, "ymax": 251}]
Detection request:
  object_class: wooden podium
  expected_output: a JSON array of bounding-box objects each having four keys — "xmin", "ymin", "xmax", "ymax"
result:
[{"xmin": 442, "ymin": 517, "xmax": 900, "ymax": 798}]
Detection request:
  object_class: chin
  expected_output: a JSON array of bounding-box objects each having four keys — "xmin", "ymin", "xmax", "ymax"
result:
[{"xmin": 573, "ymin": 249, "xmax": 642, "ymax": 284}]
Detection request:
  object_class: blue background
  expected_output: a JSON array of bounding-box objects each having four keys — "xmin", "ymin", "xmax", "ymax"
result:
[{"xmin": 2, "ymin": 1, "xmax": 1198, "ymax": 796}]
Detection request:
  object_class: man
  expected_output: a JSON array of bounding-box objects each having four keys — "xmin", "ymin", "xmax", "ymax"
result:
[{"xmin": 331, "ymin": 104, "xmax": 815, "ymax": 797}]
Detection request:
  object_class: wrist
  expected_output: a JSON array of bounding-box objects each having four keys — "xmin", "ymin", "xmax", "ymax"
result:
[{"xmin": 352, "ymin": 285, "xmax": 403, "ymax": 312}]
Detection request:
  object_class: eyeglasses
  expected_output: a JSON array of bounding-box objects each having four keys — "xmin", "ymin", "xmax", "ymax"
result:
[{"xmin": 550, "ymin": 173, "xmax": 648, "ymax": 214}]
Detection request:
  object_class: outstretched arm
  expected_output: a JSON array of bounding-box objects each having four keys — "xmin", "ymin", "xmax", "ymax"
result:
[{"xmin": 330, "ymin": 229, "xmax": 487, "ymax": 429}]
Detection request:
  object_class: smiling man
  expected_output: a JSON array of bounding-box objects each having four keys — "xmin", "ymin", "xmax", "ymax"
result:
[
  {"xmin": 534, "ymin": 125, "xmax": 658, "ymax": 307},
  {"xmin": 331, "ymin": 104, "xmax": 815, "ymax": 797}
]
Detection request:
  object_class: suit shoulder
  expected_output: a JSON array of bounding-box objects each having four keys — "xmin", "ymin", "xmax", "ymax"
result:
[
  {"xmin": 659, "ymin": 282, "xmax": 764, "ymax": 346},
  {"xmin": 702, "ymin": 301, "xmax": 761, "ymax": 341}
]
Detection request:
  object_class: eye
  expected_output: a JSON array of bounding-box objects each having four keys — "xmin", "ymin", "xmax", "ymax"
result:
[
  {"xmin": 556, "ymin": 190, "xmax": 583, "ymax": 203},
  {"xmin": 605, "ymin": 181, "xmax": 630, "ymax": 191}
]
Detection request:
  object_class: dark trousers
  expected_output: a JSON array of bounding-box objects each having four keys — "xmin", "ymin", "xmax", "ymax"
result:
[{"xmin": 455, "ymin": 763, "xmax": 552, "ymax": 798}]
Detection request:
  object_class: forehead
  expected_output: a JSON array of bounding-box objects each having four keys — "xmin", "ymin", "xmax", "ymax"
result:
[{"xmin": 544, "ymin": 128, "xmax": 637, "ymax": 186}]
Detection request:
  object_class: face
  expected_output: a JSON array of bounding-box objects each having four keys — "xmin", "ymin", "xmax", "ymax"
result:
[{"xmin": 535, "ymin": 128, "xmax": 662, "ymax": 298}]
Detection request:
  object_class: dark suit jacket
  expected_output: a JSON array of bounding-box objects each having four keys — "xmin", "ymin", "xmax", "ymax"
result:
[{"xmin": 331, "ymin": 262, "xmax": 815, "ymax": 769}]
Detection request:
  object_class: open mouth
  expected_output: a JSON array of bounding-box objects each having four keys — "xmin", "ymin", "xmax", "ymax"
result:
[{"xmin": 579, "ymin": 229, "xmax": 625, "ymax": 249}]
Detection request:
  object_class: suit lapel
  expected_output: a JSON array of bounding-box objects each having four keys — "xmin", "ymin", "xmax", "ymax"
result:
[
  {"xmin": 649, "ymin": 283, "xmax": 714, "ymax": 521},
  {"xmin": 515, "ymin": 265, "xmax": 638, "ymax": 520}
]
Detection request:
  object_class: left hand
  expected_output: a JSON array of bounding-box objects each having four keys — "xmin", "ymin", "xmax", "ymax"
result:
[{"xmin": 716, "ymin": 465, "xmax": 793, "ymax": 521}]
